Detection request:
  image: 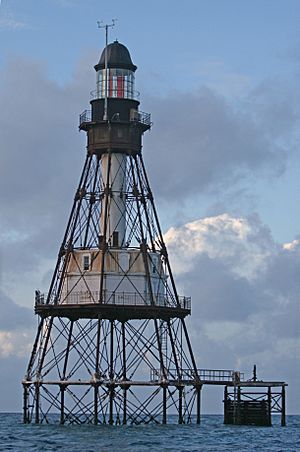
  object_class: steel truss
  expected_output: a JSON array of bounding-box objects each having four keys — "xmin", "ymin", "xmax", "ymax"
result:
[
  {"xmin": 23, "ymin": 151, "xmax": 200, "ymax": 424},
  {"xmin": 23, "ymin": 317, "xmax": 201, "ymax": 424}
]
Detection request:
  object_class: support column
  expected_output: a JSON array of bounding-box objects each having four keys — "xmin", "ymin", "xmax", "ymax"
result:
[
  {"xmin": 122, "ymin": 387, "xmax": 127, "ymax": 425},
  {"xmin": 237, "ymin": 386, "xmax": 241, "ymax": 424},
  {"xmin": 232, "ymin": 384, "xmax": 240, "ymax": 425},
  {"xmin": 162, "ymin": 385, "xmax": 167, "ymax": 424},
  {"xmin": 224, "ymin": 386, "xmax": 228, "ymax": 424},
  {"xmin": 35, "ymin": 383, "xmax": 40, "ymax": 424},
  {"xmin": 109, "ymin": 320, "xmax": 114, "ymax": 425},
  {"xmin": 281, "ymin": 385, "xmax": 286, "ymax": 427},
  {"xmin": 196, "ymin": 385, "xmax": 201, "ymax": 425},
  {"xmin": 267, "ymin": 386, "xmax": 272, "ymax": 426},
  {"xmin": 109, "ymin": 385, "xmax": 114, "ymax": 425},
  {"xmin": 94, "ymin": 385, "xmax": 98, "ymax": 425},
  {"xmin": 122, "ymin": 322, "xmax": 127, "ymax": 425},
  {"xmin": 60, "ymin": 386, "xmax": 65, "ymax": 425},
  {"xmin": 23, "ymin": 384, "xmax": 29, "ymax": 424},
  {"xmin": 178, "ymin": 386, "xmax": 183, "ymax": 424}
]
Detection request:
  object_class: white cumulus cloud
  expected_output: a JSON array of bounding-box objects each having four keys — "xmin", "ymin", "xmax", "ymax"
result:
[{"xmin": 165, "ymin": 213, "xmax": 275, "ymax": 280}]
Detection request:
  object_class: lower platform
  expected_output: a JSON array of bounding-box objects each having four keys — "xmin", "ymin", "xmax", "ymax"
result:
[{"xmin": 35, "ymin": 302, "xmax": 191, "ymax": 321}]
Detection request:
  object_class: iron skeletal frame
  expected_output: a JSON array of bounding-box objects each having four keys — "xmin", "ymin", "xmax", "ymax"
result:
[{"xmin": 23, "ymin": 148, "xmax": 201, "ymax": 425}]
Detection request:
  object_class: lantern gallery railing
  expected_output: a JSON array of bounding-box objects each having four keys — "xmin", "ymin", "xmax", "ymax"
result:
[
  {"xmin": 35, "ymin": 290, "xmax": 191, "ymax": 311},
  {"xmin": 90, "ymin": 86, "xmax": 140, "ymax": 101},
  {"xmin": 79, "ymin": 109, "xmax": 92, "ymax": 124},
  {"xmin": 79, "ymin": 109, "xmax": 151, "ymax": 127}
]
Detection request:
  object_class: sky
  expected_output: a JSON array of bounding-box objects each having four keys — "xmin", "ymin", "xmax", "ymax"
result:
[{"xmin": 0, "ymin": 0, "xmax": 299, "ymax": 414}]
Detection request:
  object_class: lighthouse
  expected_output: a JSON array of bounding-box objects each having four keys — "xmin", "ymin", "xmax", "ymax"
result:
[{"xmin": 23, "ymin": 37, "xmax": 201, "ymax": 425}]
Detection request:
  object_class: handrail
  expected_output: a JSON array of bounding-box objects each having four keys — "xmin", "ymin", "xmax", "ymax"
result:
[
  {"xmin": 79, "ymin": 109, "xmax": 151, "ymax": 127},
  {"xmin": 150, "ymin": 368, "xmax": 245, "ymax": 382},
  {"xmin": 79, "ymin": 109, "xmax": 91, "ymax": 124},
  {"xmin": 35, "ymin": 290, "xmax": 191, "ymax": 311}
]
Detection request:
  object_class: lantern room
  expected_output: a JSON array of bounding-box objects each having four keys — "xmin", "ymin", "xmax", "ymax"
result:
[{"xmin": 94, "ymin": 40, "xmax": 138, "ymax": 100}]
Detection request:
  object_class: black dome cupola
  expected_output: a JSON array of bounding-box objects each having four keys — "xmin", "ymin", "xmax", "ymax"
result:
[{"xmin": 95, "ymin": 40, "xmax": 137, "ymax": 72}]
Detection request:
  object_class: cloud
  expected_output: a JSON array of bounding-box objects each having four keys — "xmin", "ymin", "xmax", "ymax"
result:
[
  {"xmin": 143, "ymin": 86, "xmax": 288, "ymax": 201},
  {"xmin": 248, "ymin": 78, "xmax": 300, "ymax": 142},
  {"xmin": 195, "ymin": 59, "xmax": 251, "ymax": 97},
  {"xmin": 0, "ymin": 292, "xmax": 34, "ymax": 361},
  {"xmin": 0, "ymin": 331, "xmax": 32, "ymax": 358},
  {"xmin": 0, "ymin": 291, "xmax": 33, "ymax": 330},
  {"xmin": 164, "ymin": 213, "xmax": 275, "ymax": 279},
  {"xmin": 0, "ymin": 5, "xmax": 27, "ymax": 30}
]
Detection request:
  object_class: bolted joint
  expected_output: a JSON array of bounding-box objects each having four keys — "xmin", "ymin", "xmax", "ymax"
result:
[
  {"xmin": 89, "ymin": 192, "xmax": 96, "ymax": 204},
  {"xmin": 146, "ymin": 190, "xmax": 154, "ymax": 202},
  {"xmin": 75, "ymin": 187, "xmax": 86, "ymax": 201},
  {"xmin": 59, "ymin": 245, "xmax": 66, "ymax": 257},
  {"xmin": 140, "ymin": 195, "xmax": 146, "ymax": 207},
  {"xmin": 161, "ymin": 243, "xmax": 168, "ymax": 259},
  {"xmin": 140, "ymin": 240, "xmax": 148, "ymax": 253},
  {"xmin": 103, "ymin": 186, "xmax": 112, "ymax": 196},
  {"xmin": 132, "ymin": 184, "xmax": 140, "ymax": 198}
]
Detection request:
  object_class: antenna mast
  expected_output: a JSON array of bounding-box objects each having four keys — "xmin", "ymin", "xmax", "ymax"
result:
[{"xmin": 97, "ymin": 19, "xmax": 117, "ymax": 120}]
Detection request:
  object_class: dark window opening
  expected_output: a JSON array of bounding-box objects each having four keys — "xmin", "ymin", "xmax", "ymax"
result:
[
  {"xmin": 83, "ymin": 255, "xmax": 90, "ymax": 271},
  {"xmin": 113, "ymin": 231, "xmax": 119, "ymax": 247}
]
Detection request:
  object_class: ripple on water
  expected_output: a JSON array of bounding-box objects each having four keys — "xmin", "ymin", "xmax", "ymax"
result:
[{"xmin": 0, "ymin": 414, "xmax": 299, "ymax": 452}]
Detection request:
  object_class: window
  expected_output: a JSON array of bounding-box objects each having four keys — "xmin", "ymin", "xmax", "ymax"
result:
[
  {"xmin": 152, "ymin": 256, "xmax": 158, "ymax": 273},
  {"xmin": 83, "ymin": 255, "xmax": 90, "ymax": 271}
]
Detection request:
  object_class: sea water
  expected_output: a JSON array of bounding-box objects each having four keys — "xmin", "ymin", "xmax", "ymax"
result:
[{"xmin": 0, "ymin": 414, "xmax": 299, "ymax": 451}]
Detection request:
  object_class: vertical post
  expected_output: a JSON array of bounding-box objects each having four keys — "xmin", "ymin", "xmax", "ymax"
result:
[
  {"xmin": 110, "ymin": 320, "xmax": 114, "ymax": 380},
  {"xmin": 196, "ymin": 386, "xmax": 201, "ymax": 425},
  {"xmin": 109, "ymin": 320, "xmax": 114, "ymax": 425},
  {"xmin": 97, "ymin": 20, "xmax": 116, "ymax": 120},
  {"xmin": 281, "ymin": 385, "xmax": 286, "ymax": 427},
  {"xmin": 123, "ymin": 388, "xmax": 127, "ymax": 425},
  {"xmin": 122, "ymin": 322, "xmax": 127, "ymax": 425},
  {"xmin": 109, "ymin": 385, "xmax": 114, "ymax": 425},
  {"xmin": 35, "ymin": 383, "xmax": 40, "ymax": 424},
  {"xmin": 94, "ymin": 385, "xmax": 98, "ymax": 425},
  {"xmin": 178, "ymin": 386, "xmax": 183, "ymax": 424},
  {"xmin": 162, "ymin": 385, "xmax": 167, "ymax": 424},
  {"xmin": 233, "ymin": 384, "xmax": 237, "ymax": 425},
  {"xmin": 237, "ymin": 386, "xmax": 241, "ymax": 424},
  {"xmin": 60, "ymin": 386, "xmax": 65, "ymax": 425},
  {"xmin": 224, "ymin": 386, "xmax": 228, "ymax": 424},
  {"xmin": 122, "ymin": 322, "xmax": 126, "ymax": 380},
  {"xmin": 23, "ymin": 384, "xmax": 29, "ymax": 424},
  {"xmin": 104, "ymin": 25, "xmax": 108, "ymax": 120},
  {"xmin": 267, "ymin": 386, "xmax": 272, "ymax": 426}
]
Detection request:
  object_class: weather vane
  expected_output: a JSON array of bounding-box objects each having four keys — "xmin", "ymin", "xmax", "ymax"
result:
[
  {"xmin": 97, "ymin": 19, "xmax": 117, "ymax": 50},
  {"xmin": 97, "ymin": 19, "xmax": 118, "ymax": 120}
]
